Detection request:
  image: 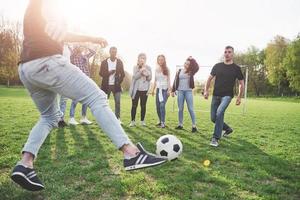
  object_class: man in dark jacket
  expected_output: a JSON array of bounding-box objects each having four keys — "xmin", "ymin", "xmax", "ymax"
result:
[{"xmin": 100, "ymin": 47, "xmax": 125, "ymax": 121}]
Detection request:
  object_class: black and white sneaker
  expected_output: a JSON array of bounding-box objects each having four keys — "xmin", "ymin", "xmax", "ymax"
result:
[
  {"xmin": 124, "ymin": 143, "xmax": 167, "ymax": 171},
  {"xmin": 210, "ymin": 138, "xmax": 219, "ymax": 147},
  {"xmin": 223, "ymin": 128, "xmax": 233, "ymax": 137},
  {"xmin": 11, "ymin": 164, "xmax": 44, "ymax": 191}
]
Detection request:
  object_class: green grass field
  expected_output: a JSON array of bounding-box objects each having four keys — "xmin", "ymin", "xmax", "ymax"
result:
[{"xmin": 0, "ymin": 87, "xmax": 300, "ymax": 200}]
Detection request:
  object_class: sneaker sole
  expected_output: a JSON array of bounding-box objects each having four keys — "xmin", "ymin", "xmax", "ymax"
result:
[
  {"xmin": 125, "ymin": 160, "xmax": 167, "ymax": 171},
  {"xmin": 209, "ymin": 143, "xmax": 219, "ymax": 147},
  {"xmin": 11, "ymin": 172, "xmax": 44, "ymax": 191}
]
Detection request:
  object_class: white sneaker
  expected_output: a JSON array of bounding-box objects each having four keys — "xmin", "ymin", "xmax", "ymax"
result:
[
  {"xmin": 118, "ymin": 118, "xmax": 123, "ymax": 125},
  {"xmin": 129, "ymin": 121, "xmax": 136, "ymax": 127},
  {"xmin": 140, "ymin": 121, "xmax": 146, "ymax": 126},
  {"xmin": 69, "ymin": 118, "xmax": 79, "ymax": 125},
  {"xmin": 80, "ymin": 117, "xmax": 92, "ymax": 125}
]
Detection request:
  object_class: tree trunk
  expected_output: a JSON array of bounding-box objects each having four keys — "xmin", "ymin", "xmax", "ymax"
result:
[{"xmin": 7, "ymin": 79, "xmax": 10, "ymax": 87}]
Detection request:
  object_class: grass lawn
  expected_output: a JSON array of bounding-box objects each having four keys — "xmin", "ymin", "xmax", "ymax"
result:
[{"xmin": 0, "ymin": 86, "xmax": 300, "ymax": 200}]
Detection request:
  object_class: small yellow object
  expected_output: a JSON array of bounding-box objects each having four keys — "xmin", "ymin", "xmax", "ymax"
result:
[{"xmin": 203, "ymin": 160, "xmax": 210, "ymax": 166}]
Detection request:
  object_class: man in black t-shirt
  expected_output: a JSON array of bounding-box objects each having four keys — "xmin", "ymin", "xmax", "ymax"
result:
[{"xmin": 204, "ymin": 46, "xmax": 245, "ymax": 147}]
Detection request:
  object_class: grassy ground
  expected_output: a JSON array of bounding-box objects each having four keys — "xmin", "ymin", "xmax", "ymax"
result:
[{"xmin": 0, "ymin": 87, "xmax": 299, "ymax": 200}]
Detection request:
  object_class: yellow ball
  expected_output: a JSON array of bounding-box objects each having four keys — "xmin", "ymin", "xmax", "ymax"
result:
[{"xmin": 203, "ymin": 160, "xmax": 210, "ymax": 167}]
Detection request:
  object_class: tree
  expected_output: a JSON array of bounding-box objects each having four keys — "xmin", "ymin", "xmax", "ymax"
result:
[
  {"xmin": 264, "ymin": 35, "xmax": 290, "ymax": 96},
  {"xmin": 283, "ymin": 34, "xmax": 300, "ymax": 92},
  {"xmin": 0, "ymin": 16, "xmax": 22, "ymax": 86},
  {"xmin": 235, "ymin": 46, "xmax": 272, "ymax": 96}
]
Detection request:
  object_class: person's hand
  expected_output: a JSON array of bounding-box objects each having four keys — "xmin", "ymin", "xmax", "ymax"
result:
[
  {"xmin": 94, "ymin": 37, "xmax": 108, "ymax": 48},
  {"xmin": 204, "ymin": 91, "xmax": 209, "ymax": 99},
  {"xmin": 109, "ymin": 70, "xmax": 116, "ymax": 75},
  {"xmin": 171, "ymin": 92, "xmax": 175, "ymax": 97},
  {"xmin": 236, "ymin": 97, "xmax": 242, "ymax": 106}
]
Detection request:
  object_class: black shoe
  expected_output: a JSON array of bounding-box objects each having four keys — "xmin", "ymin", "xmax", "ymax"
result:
[
  {"xmin": 124, "ymin": 143, "xmax": 167, "ymax": 171},
  {"xmin": 11, "ymin": 164, "xmax": 44, "ymax": 191},
  {"xmin": 192, "ymin": 127, "xmax": 197, "ymax": 133},
  {"xmin": 175, "ymin": 125, "xmax": 183, "ymax": 130},
  {"xmin": 156, "ymin": 122, "xmax": 161, "ymax": 127},
  {"xmin": 223, "ymin": 128, "xmax": 233, "ymax": 137},
  {"xmin": 58, "ymin": 120, "xmax": 68, "ymax": 128}
]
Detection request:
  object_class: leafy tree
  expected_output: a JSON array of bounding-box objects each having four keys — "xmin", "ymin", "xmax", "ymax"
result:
[{"xmin": 283, "ymin": 34, "xmax": 300, "ymax": 92}]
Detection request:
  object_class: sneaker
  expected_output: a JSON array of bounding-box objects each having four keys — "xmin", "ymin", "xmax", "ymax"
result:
[
  {"xmin": 156, "ymin": 122, "xmax": 161, "ymax": 127},
  {"xmin": 161, "ymin": 122, "xmax": 166, "ymax": 128},
  {"xmin": 175, "ymin": 125, "xmax": 183, "ymax": 130},
  {"xmin": 58, "ymin": 120, "xmax": 68, "ymax": 128},
  {"xmin": 69, "ymin": 118, "xmax": 79, "ymax": 125},
  {"xmin": 192, "ymin": 127, "xmax": 197, "ymax": 133},
  {"xmin": 129, "ymin": 121, "xmax": 136, "ymax": 127},
  {"xmin": 11, "ymin": 164, "xmax": 44, "ymax": 191},
  {"xmin": 140, "ymin": 121, "xmax": 146, "ymax": 126},
  {"xmin": 124, "ymin": 143, "xmax": 167, "ymax": 171},
  {"xmin": 223, "ymin": 128, "xmax": 233, "ymax": 137},
  {"xmin": 80, "ymin": 117, "xmax": 93, "ymax": 125},
  {"xmin": 210, "ymin": 138, "xmax": 219, "ymax": 147}
]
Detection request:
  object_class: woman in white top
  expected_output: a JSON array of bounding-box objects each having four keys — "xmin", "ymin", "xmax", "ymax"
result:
[{"xmin": 151, "ymin": 55, "xmax": 171, "ymax": 128}]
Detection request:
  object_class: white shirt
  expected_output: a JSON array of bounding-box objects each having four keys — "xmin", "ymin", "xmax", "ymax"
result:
[{"xmin": 107, "ymin": 58, "xmax": 117, "ymax": 85}]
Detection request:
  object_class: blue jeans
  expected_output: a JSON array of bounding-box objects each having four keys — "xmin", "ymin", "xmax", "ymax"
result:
[
  {"xmin": 70, "ymin": 100, "xmax": 88, "ymax": 118},
  {"xmin": 59, "ymin": 95, "xmax": 68, "ymax": 120},
  {"xmin": 211, "ymin": 96, "xmax": 232, "ymax": 139},
  {"xmin": 177, "ymin": 90, "xmax": 196, "ymax": 126},
  {"xmin": 18, "ymin": 55, "xmax": 131, "ymax": 157},
  {"xmin": 156, "ymin": 88, "xmax": 168, "ymax": 123}
]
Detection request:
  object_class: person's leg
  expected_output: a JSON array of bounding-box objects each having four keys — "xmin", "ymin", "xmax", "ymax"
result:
[
  {"xmin": 213, "ymin": 96, "xmax": 232, "ymax": 139},
  {"xmin": 131, "ymin": 91, "xmax": 139, "ymax": 122},
  {"xmin": 59, "ymin": 95, "xmax": 67, "ymax": 120},
  {"xmin": 81, "ymin": 103, "xmax": 88, "ymax": 117},
  {"xmin": 140, "ymin": 91, "xmax": 148, "ymax": 122},
  {"xmin": 160, "ymin": 89, "xmax": 168, "ymax": 124},
  {"xmin": 186, "ymin": 90, "xmax": 196, "ymax": 126},
  {"xmin": 177, "ymin": 91, "xmax": 184, "ymax": 126},
  {"xmin": 155, "ymin": 88, "xmax": 161, "ymax": 123},
  {"xmin": 113, "ymin": 90, "xmax": 121, "ymax": 119},
  {"xmin": 69, "ymin": 100, "xmax": 77, "ymax": 118}
]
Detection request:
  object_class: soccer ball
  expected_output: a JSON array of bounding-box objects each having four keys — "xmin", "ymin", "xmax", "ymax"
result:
[{"xmin": 156, "ymin": 135, "xmax": 183, "ymax": 161}]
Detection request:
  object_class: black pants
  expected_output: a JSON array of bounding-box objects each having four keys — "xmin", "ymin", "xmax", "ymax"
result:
[{"xmin": 131, "ymin": 91, "xmax": 148, "ymax": 121}]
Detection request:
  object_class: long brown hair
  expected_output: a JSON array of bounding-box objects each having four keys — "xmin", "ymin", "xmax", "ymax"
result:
[{"xmin": 157, "ymin": 55, "xmax": 169, "ymax": 76}]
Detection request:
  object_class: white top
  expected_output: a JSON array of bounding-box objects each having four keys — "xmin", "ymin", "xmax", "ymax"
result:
[
  {"xmin": 107, "ymin": 58, "xmax": 117, "ymax": 85},
  {"xmin": 155, "ymin": 69, "xmax": 168, "ymax": 90}
]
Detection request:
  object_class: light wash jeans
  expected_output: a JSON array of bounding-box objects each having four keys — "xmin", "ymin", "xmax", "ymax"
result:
[
  {"xmin": 177, "ymin": 90, "xmax": 196, "ymax": 126},
  {"xmin": 59, "ymin": 95, "xmax": 68, "ymax": 120},
  {"xmin": 69, "ymin": 100, "xmax": 88, "ymax": 118},
  {"xmin": 156, "ymin": 88, "xmax": 168, "ymax": 123},
  {"xmin": 18, "ymin": 55, "xmax": 131, "ymax": 157},
  {"xmin": 211, "ymin": 96, "xmax": 232, "ymax": 139}
]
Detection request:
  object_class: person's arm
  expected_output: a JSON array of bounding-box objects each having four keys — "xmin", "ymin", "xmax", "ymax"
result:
[
  {"xmin": 236, "ymin": 80, "xmax": 245, "ymax": 105},
  {"xmin": 85, "ymin": 47, "xmax": 96, "ymax": 59},
  {"xmin": 204, "ymin": 75, "xmax": 215, "ymax": 99},
  {"xmin": 99, "ymin": 60, "xmax": 105, "ymax": 77},
  {"xmin": 119, "ymin": 60, "xmax": 125, "ymax": 84},
  {"xmin": 63, "ymin": 33, "xmax": 107, "ymax": 48},
  {"xmin": 145, "ymin": 67, "xmax": 152, "ymax": 81},
  {"xmin": 132, "ymin": 66, "xmax": 143, "ymax": 80}
]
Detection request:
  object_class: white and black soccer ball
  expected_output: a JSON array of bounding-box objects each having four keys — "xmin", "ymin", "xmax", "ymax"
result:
[{"xmin": 156, "ymin": 135, "xmax": 183, "ymax": 161}]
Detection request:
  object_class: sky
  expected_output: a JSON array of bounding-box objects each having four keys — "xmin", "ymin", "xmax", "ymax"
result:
[{"xmin": 0, "ymin": 0, "xmax": 299, "ymax": 80}]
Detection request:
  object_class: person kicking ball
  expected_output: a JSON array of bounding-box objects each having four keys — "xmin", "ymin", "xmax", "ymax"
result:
[
  {"xmin": 204, "ymin": 46, "xmax": 245, "ymax": 147},
  {"xmin": 11, "ymin": 0, "xmax": 166, "ymax": 191}
]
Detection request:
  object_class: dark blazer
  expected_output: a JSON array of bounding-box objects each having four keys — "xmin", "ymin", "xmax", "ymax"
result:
[
  {"xmin": 99, "ymin": 58, "xmax": 125, "ymax": 93},
  {"xmin": 172, "ymin": 63, "xmax": 199, "ymax": 92}
]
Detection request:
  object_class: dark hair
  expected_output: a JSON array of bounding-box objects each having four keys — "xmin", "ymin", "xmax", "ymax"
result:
[
  {"xmin": 225, "ymin": 46, "xmax": 234, "ymax": 52},
  {"xmin": 157, "ymin": 55, "xmax": 169, "ymax": 76},
  {"xmin": 186, "ymin": 57, "xmax": 198, "ymax": 74},
  {"xmin": 110, "ymin": 46, "xmax": 117, "ymax": 51}
]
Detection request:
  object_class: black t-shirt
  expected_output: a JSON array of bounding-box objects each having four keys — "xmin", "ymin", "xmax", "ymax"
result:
[{"xmin": 210, "ymin": 62, "xmax": 244, "ymax": 97}]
